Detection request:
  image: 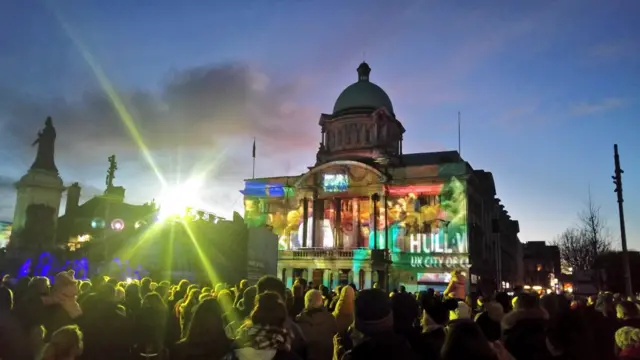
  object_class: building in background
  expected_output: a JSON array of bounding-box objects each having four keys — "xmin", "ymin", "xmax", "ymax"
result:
[
  {"xmin": 242, "ymin": 62, "xmax": 521, "ymax": 292},
  {"xmin": 522, "ymin": 241, "xmax": 561, "ymax": 292},
  {"xmin": 0, "ymin": 221, "xmax": 11, "ymax": 248}
]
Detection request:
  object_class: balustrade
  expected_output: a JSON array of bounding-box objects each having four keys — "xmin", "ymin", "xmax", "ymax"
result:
[{"xmin": 279, "ymin": 247, "xmax": 369, "ymax": 260}]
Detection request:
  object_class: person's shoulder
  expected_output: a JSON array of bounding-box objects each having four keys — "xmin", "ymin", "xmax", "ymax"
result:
[{"xmin": 274, "ymin": 349, "xmax": 303, "ymax": 360}]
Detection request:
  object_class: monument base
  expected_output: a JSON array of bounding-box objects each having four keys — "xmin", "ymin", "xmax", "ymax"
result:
[{"xmin": 12, "ymin": 169, "xmax": 64, "ymax": 236}]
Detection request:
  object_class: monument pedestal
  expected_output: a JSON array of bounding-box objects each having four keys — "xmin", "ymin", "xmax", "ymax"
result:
[{"xmin": 12, "ymin": 169, "xmax": 65, "ymax": 233}]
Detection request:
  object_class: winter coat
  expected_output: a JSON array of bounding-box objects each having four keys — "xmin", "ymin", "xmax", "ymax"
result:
[
  {"xmin": 475, "ymin": 301, "xmax": 504, "ymax": 341},
  {"xmin": 284, "ymin": 317, "xmax": 307, "ymax": 360},
  {"xmin": 419, "ymin": 327, "xmax": 446, "ymax": 360},
  {"xmin": 295, "ymin": 308, "xmax": 337, "ymax": 360},
  {"xmin": 0, "ymin": 310, "xmax": 31, "ymax": 360},
  {"xmin": 501, "ymin": 307, "xmax": 551, "ymax": 360},
  {"xmin": 226, "ymin": 347, "xmax": 302, "ymax": 360},
  {"xmin": 619, "ymin": 346, "xmax": 640, "ymax": 360},
  {"xmin": 171, "ymin": 339, "xmax": 231, "ymax": 360},
  {"xmin": 332, "ymin": 287, "xmax": 355, "ymax": 334},
  {"xmin": 443, "ymin": 275, "xmax": 466, "ymax": 300},
  {"xmin": 341, "ymin": 331, "xmax": 418, "ymax": 360},
  {"xmin": 77, "ymin": 295, "xmax": 133, "ymax": 360}
]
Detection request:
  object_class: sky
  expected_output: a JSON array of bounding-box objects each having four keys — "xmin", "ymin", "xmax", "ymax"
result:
[{"xmin": 0, "ymin": 0, "xmax": 638, "ymax": 248}]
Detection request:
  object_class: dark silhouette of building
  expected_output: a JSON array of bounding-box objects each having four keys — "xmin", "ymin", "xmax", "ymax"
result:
[
  {"xmin": 523, "ymin": 241, "xmax": 561, "ymax": 289},
  {"xmin": 597, "ymin": 251, "xmax": 640, "ymax": 294}
]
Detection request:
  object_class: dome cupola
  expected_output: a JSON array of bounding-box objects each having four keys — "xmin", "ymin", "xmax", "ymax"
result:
[{"xmin": 332, "ymin": 62, "xmax": 394, "ymax": 116}]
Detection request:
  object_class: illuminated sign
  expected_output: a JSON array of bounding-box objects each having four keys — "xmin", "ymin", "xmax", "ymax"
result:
[
  {"xmin": 323, "ymin": 174, "xmax": 348, "ymax": 192},
  {"xmin": 410, "ymin": 254, "xmax": 469, "ymax": 268},
  {"xmin": 408, "ymin": 233, "xmax": 467, "ymax": 254}
]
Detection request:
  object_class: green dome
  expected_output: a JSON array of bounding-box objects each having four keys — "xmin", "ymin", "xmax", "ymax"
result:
[{"xmin": 332, "ymin": 62, "xmax": 394, "ymax": 115}]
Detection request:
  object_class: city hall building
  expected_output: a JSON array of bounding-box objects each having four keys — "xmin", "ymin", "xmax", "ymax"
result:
[{"xmin": 242, "ymin": 63, "xmax": 517, "ymax": 292}]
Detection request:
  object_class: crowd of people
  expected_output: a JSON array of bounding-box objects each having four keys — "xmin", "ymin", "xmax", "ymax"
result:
[{"xmin": 1, "ymin": 269, "xmax": 640, "ymax": 360}]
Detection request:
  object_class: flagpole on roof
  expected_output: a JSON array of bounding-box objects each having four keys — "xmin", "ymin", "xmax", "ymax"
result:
[
  {"xmin": 458, "ymin": 111, "xmax": 462, "ymax": 157},
  {"xmin": 252, "ymin": 138, "xmax": 256, "ymax": 179}
]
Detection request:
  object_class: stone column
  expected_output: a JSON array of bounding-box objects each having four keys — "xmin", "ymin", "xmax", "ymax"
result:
[
  {"xmin": 364, "ymin": 269, "xmax": 373, "ymax": 289},
  {"xmin": 322, "ymin": 269, "xmax": 330, "ymax": 288},
  {"xmin": 369, "ymin": 197, "xmax": 375, "ymax": 249},
  {"xmin": 352, "ymin": 199, "xmax": 359, "ymax": 249},
  {"xmin": 311, "ymin": 190, "xmax": 318, "ymax": 247},
  {"xmin": 284, "ymin": 268, "xmax": 294, "ymax": 289},
  {"xmin": 313, "ymin": 195, "xmax": 324, "ymax": 248},
  {"xmin": 307, "ymin": 267, "xmax": 315, "ymax": 286},
  {"xmin": 371, "ymin": 270, "xmax": 379, "ymax": 288},
  {"xmin": 333, "ymin": 270, "xmax": 341, "ymax": 289},
  {"xmin": 371, "ymin": 193, "xmax": 380, "ymax": 249},
  {"xmin": 302, "ymin": 197, "xmax": 309, "ymax": 247},
  {"xmin": 383, "ymin": 191, "xmax": 389, "ymax": 250},
  {"xmin": 334, "ymin": 198, "xmax": 342, "ymax": 248}
]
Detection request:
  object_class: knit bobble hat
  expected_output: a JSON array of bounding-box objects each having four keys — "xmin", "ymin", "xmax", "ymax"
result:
[{"xmin": 354, "ymin": 289, "xmax": 393, "ymax": 336}]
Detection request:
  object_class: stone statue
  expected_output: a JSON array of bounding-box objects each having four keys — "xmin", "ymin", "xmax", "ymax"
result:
[
  {"xmin": 106, "ymin": 155, "xmax": 118, "ymax": 189},
  {"xmin": 30, "ymin": 117, "xmax": 58, "ymax": 174}
]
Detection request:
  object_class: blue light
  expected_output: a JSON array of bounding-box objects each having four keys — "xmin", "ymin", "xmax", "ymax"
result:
[{"xmin": 242, "ymin": 181, "xmax": 287, "ymax": 197}]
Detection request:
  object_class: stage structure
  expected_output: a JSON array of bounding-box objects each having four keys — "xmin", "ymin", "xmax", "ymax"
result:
[{"xmin": 241, "ymin": 63, "xmax": 506, "ymax": 292}]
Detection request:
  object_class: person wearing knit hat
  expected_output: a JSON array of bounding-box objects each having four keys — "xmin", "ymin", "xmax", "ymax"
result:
[
  {"xmin": 341, "ymin": 289, "xmax": 418, "ymax": 360},
  {"xmin": 421, "ymin": 300, "xmax": 453, "ymax": 360},
  {"xmin": 616, "ymin": 326, "xmax": 640, "ymax": 359},
  {"xmin": 474, "ymin": 301, "xmax": 504, "ymax": 341}
]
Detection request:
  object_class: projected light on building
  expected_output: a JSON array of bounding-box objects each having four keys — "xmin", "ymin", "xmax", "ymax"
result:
[
  {"xmin": 296, "ymin": 217, "xmax": 334, "ymax": 249},
  {"xmin": 323, "ymin": 174, "xmax": 348, "ymax": 192}
]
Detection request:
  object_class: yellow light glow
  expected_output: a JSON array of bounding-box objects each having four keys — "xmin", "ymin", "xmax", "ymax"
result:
[
  {"xmin": 157, "ymin": 179, "xmax": 204, "ymax": 221},
  {"xmin": 126, "ymin": 277, "xmax": 133, "ymax": 284},
  {"xmin": 77, "ymin": 234, "xmax": 91, "ymax": 242}
]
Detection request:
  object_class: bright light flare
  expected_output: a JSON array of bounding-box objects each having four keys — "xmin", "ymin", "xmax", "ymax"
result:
[{"xmin": 157, "ymin": 179, "xmax": 204, "ymax": 221}]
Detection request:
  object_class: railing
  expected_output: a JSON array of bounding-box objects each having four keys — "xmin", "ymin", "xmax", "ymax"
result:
[
  {"xmin": 278, "ymin": 247, "xmax": 392, "ymax": 262},
  {"xmin": 279, "ymin": 247, "xmax": 367, "ymax": 260}
]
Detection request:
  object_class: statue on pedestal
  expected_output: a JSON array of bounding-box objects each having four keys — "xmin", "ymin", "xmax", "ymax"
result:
[
  {"xmin": 30, "ymin": 117, "xmax": 58, "ymax": 174},
  {"xmin": 106, "ymin": 155, "xmax": 117, "ymax": 190}
]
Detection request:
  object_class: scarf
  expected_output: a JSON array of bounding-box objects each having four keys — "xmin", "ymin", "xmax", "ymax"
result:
[{"xmin": 236, "ymin": 324, "xmax": 292, "ymax": 352}]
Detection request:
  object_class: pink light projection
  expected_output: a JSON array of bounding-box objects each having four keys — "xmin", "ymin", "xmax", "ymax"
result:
[{"xmin": 387, "ymin": 184, "xmax": 443, "ymax": 196}]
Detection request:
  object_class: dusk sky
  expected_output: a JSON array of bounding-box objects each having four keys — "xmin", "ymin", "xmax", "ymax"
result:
[{"xmin": 0, "ymin": 1, "xmax": 638, "ymax": 248}]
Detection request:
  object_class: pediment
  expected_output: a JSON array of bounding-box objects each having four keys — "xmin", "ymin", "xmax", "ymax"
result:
[{"xmin": 294, "ymin": 160, "xmax": 387, "ymax": 193}]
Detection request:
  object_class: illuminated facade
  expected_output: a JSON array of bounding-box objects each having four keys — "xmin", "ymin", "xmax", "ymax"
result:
[{"xmin": 243, "ymin": 63, "xmax": 516, "ymax": 291}]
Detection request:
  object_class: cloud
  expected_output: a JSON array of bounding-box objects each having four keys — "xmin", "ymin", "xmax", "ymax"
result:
[
  {"xmin": 589, "ymin": 40, "xmax": 639, "ymax": 61},
  {"xmin": 0, "ymin": 62, "xmax": 319, "ymax": 162},
  {"xmin": 0, "ymin": 62, "xmax": 324, "ymax": 219},
  {"xmin": 496, "ymin": 104, "xmax": 540, "ymax": 126},
  {"xmin": 0, "ymin": 176, "xmax": 16, "ymax": 221},
  {"xmin": 570, "ymin": 98, "xmax": 629, "ymax": 116},
  {"xmin": 0, "ymin": 176, "xmax": 15, "ymax": 190}
]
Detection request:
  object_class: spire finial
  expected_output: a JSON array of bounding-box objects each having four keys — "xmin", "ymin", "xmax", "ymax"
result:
[{"xmin": 357, "ymin": 62, "xmax": 371, "ymax": 82}]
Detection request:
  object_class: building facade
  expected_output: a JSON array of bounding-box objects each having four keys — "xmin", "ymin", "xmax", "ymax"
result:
[
  {"xmin": 522, "ymin": 241, "xmax": 561, "ymax": 291},
  {"xmin": 242, "ymin": 63, "xmax": 520, "ymax": 292}
]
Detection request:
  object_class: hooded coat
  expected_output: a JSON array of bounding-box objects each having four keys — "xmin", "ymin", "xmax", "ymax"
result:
[{"xmin": 295, "ymin": 308, "xmax": 337, "ymax": 360}]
